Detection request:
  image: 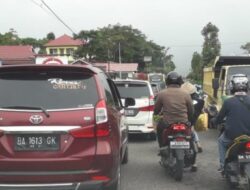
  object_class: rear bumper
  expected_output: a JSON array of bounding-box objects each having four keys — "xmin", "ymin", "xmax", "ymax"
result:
[
  {"xmin": 0, "ymin": 181, "xmax": 104, "ymax": 190},
  {"xmin": 128, "ymin": 124, "xmax": 155, "ymax": 134}
]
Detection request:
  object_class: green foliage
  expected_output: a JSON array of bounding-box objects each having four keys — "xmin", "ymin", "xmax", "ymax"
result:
[
  {"xmin": 153, "ymin": 115, "xmax": 162, "ymax": 122},
  {"xmin": 201, "ymin": 22, "xmax": 221, "ymax": 67},
  {"xmin": 0, "ymin": 29, "xmax": 48, "ymax": 52},
  {"xmin": 75, "ymin": 24, "xmax": 175, "ymax": 71},
  {"xmin": 47, "ymin": 32, "xmax": 55, "ymax": 40},
  {"xmin": 188, "ymin": 52, "xmax": 202, "ymax": 81},
  {"xmin": 0, "ymin": 29, "xmax": 21, "ymax": 45},
  {"xmin": 241, "ymin": 42, "xmax": 250, "ymax": 54}
]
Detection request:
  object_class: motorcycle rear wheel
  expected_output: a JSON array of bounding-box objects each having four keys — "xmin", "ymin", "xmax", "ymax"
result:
[{"xmin": 174, "ymin": 159, "xmax": 184, "ymax": 181}]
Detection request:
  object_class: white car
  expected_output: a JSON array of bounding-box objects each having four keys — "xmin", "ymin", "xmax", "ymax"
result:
[{"xmin": 115, "ymin": 79, "xmax": 156, "ymax": 140}]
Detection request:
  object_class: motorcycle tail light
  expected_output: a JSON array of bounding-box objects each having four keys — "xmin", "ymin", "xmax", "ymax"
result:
[
  {"xmin": 245, "ymin": 142, "xmax": 250, "ymax": 151},
  {"xmin": 172, "ymin": 124, "xmax": 186, "ymax": 131}
]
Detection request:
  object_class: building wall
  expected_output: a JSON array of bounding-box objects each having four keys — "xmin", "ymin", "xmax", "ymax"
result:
[{"xmin": 45, "ymin": 46, "xmax": 78, "ymax": 62}]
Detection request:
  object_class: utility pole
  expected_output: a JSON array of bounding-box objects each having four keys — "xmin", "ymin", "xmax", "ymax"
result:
[{"xmin": 119, "ymin": 42, "xmax": 122, "ymax": 78}]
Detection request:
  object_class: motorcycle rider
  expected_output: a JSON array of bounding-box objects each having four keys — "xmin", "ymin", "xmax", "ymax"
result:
[
  {"xmin": 215, "ymin": 74, "xmax": 250, "ymax": 172},
  {"xmin": 154, "ymin": 71, "xmax": 196, "ymax": 170},
  {"xmin": 181, "ymin": 81, "xmax": 204, "ymax": 152}
]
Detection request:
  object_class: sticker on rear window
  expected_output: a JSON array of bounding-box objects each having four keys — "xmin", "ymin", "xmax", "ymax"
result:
[{"xmin": 48, "ymin": 78, "xmax": 86, "ymax": 90}]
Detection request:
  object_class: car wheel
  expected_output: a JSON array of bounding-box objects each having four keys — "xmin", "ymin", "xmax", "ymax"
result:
[
  {"xmin": 121, "ymin": 146, "xmax": 128, "ymax": 164},
  {"xmin": 106, "ymin": 164, "xmax": 121, "ymax": 190}
]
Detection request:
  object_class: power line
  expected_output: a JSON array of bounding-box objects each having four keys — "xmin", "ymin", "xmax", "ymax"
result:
[
  {"xmin": 30, "ymin": 0, "xmax": 53, "ymax": 16},
  {"xmin": 40, "ymin": 0, "xmax": 76, "ymax": 35}
]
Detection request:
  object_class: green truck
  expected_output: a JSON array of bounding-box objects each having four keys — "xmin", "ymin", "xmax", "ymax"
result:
[{"xmin": 203, "ymin": 56, "xmax": 250, "ymax": 127}]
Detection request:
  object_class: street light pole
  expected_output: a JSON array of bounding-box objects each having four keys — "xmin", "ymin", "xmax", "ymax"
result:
[{"xmin": 119, "ymin": 42, "xmax": 122, "ymax": 78}]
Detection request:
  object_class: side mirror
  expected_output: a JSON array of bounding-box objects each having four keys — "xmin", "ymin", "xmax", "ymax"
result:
[
  {"xmin": 124, "ymin": 97, "xmax": 135, "ymax": 108},
  {"xmin": 212, "ymin": 78, "xmax": 219, "ymax": 89}
]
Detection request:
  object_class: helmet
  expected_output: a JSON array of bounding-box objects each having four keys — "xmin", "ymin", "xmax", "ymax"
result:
[
  {"xmin": 229, "ymin": 74, "xmax": 249, "ymax": 94},
  {"xmin": 165, "ymin": 71, "xmax": 183, "ymax": 86}
]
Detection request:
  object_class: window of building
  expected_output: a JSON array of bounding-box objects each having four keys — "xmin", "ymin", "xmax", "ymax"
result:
[
  {"xmin": 59, "ymin": 48, "xmax": 64, "ymax": 55},
  {"xmin": 66, "ymin": 48, "xmax": 74, "ymax": 56},
  {"xmin": 49, "ymin": 48, "xmax": 58, "ymax": 55}
]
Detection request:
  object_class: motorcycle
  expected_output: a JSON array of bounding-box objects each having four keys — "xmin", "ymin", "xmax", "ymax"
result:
[
  {"xmin": 224, "ymin": 135, "xmax": 250, "ymax": 189},
  {"xmin": 159, "ymin": 122, "xmax": 196, "ymax": 181}
]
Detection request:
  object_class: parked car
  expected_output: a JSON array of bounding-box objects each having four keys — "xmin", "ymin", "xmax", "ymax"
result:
[
  {"xmin": 114, "ymin": 79, "xmax": 156, "ymax": 140},
  {"xmin": 0, "ymin": 64, "xmax": 134, "ymax": 190}
]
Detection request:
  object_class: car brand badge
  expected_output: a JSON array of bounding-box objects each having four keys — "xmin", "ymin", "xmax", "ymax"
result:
[{"xmin": 29, "ymin": 115, "xmax": 43, "ymax": 125}]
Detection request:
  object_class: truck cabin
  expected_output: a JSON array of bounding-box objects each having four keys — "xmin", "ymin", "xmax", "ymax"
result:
[{"xmin": 212, "ymin": 56, "xmax": 250, "ymax": 97}]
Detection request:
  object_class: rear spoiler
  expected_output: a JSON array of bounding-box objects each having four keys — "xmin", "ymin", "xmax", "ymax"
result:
[{"xmin": 0, "ymin": 64, "xmax": 97, "ymax": 74}]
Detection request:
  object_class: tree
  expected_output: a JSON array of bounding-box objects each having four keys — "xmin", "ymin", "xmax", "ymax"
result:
[
  {"xmin": 75, "ymin": 24, "xmax": 174, "ymax": 72},
  {"xmin": 0, "ymin": 28, "xmax": 21, "ymax": 45},
  {"xmin": 241, "ymin": 42, "xmax": 250, "ymax": 54},
  {"xmin": 201, "ymin": 22, "xmax": 221, "ymax": 67},
  {"xmin": 47, "ymin": 32, "xmax": 55, "ymax": 40},
  {"xmin": 188, "ymin": 52, "xmax": 202, "ymax": 82}
]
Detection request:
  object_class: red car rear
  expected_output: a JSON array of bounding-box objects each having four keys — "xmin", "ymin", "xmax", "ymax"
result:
[{"xmin": 0, "ymin": 64, "xmax": 132, "ymax": 190}]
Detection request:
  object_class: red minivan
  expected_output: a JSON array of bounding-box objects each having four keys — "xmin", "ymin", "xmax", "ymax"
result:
[{"xmin": 0, "ymin": 64, "xmax": 134, "ymax": 190}]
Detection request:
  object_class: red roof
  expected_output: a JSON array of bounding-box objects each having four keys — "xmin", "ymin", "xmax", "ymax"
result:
[
  {"xmin": 45, "ymin": 34, "xmax": 84, "ymax": 47},
  {"xmin": 93, "ymin": 63, "xmax": 138, "ymax": 72},
  {"xmin": 0, "ymin": 46, "xmax": 35, "ymax": 65},
  {"xmin": 0, "ymin": 45, "xmax": 35, "ymax": 59}
]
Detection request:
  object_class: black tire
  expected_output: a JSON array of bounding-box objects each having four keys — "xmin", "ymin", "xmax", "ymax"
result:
[
  {"xmin": 242, "ymin": 177, "xmax": 250, "ymax": 190},
  {"xmin": 121, "ymin": 146, "xmax": 128, "ymax": 164},
  {"xmin": 106, "ymin": 164, "xmax": 121, "ymax": 190},
  {"xmin": 174, "ymin": 159, "xmax": 184, "ymax": 181}
]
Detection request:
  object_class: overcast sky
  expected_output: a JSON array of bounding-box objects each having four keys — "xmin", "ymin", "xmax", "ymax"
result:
[{"xmin": 1, "ymin": 0, "xmax": 250, "ymax": 75}]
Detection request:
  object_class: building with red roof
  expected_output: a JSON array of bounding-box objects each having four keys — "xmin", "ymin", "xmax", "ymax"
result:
[
  {"xmin": 0, "ymin": 45, "xmax": 35, "ymax": 65},
  {"xmin": 44, "ymin": 34, "xmax": 84, "ymax": 63}
]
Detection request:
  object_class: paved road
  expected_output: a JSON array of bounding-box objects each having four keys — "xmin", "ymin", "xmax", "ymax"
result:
[{"xmin": 121, "ymin": 129, "xmax": 229, "ymax": 190}]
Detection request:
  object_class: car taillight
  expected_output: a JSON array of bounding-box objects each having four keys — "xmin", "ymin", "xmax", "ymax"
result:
[
  {"xmin": 70, "ymin": 100, "xmax": 110, "ymax": 138},
  {"xmin": 139, "ymin": 95, "xmax": 155, "ymax": 111},
  {"xmin": 139, "ymin": 105, "xmax": 154, "ymax": 111},
  {"xmin": 245, "ymin": 142, "xmax": 250, "ymax": 151},
  {"xmin": 172, "ymin": 124, "xmax": 186, "ymax": 131},
  {"xmin": 149, "ymin": 95, "xmax": 155, "ymax": 106},
  {"xmin": 95, "ymin": 99, "xmax": 110, "ymax": 137}
]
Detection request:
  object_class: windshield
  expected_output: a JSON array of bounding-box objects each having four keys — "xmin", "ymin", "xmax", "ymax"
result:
[
  {"xmin": 115, "ymin": 82, "xmax": 150, "ymax": 99},
  {"xmin": 0, "ymin": 71, "xmax": 98, "ymax": 109},
  {"xmin": 227, "ymin": 66, "xmax": 250, "ymax": 80},
  {"xmin": 148, "ymin": 74, "xmax": 164, "ymax": 83}
]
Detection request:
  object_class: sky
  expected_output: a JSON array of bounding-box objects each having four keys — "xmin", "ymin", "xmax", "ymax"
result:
[{"xmin": 1, "ymin": 0, "xmax": 250, "ymax": 75}]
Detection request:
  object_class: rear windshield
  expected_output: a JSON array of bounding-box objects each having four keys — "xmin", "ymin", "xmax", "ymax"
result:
[
  {"xmin": 115, "ymin": 82, "xmax": 150, "ymax": 99},
  {"xmin": 0, "ymin": 71, "xmax": 99, "ymax": 110},
  {"xmin": 227, "ymin": 66, "xmax": 250, "ymax": 81}
]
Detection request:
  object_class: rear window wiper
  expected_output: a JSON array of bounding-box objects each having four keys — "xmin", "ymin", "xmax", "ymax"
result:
[{"xmin": 1, "ymin": 106, "xmax": 50, "ymax": 118}]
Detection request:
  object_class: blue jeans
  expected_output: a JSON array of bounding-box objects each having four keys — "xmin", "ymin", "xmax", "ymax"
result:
[
  {"xmin": 192, "ymin": 130, "xmax": 200, "ymax": 142},
  {"xmin": 218, "ymin": 132, "xmax": 232, "ymax": 168}
]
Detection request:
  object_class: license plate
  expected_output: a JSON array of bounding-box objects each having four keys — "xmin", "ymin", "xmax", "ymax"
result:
[
  {"xmin": 170, "ymin": 141, "xmax": 190, "ymax": 149},
  {"xmin": 125, "ymin": 109, "xmax": 135, "ymax": 116},
  {"xmin": 238, "ymin": 154, "xmax": 250, "ymax": 163},
  {"xmin": 15, "ymin": 134, "xmax": 59, "ymax": 151}
]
